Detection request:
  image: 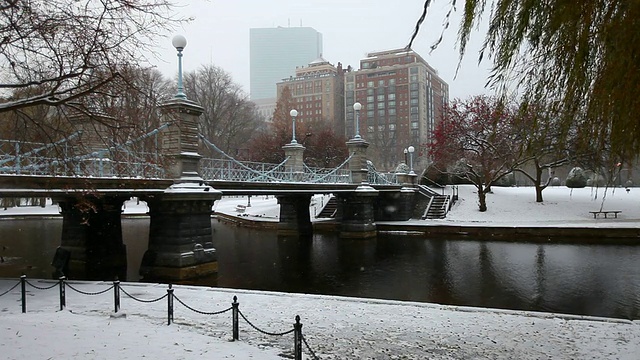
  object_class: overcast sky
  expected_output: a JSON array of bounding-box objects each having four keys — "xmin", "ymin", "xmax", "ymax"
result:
[{"xmin": 152, "ymin": 0, "xmax": 493, "ymax": 100}]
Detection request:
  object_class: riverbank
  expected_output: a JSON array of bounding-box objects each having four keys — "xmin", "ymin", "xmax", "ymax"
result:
[
  {"xmin": 4, "ymin": 185, "xmax": 640, "ymax": 242},
  {"xmin": 1, "ymin": 278, "xmax": 637, "ymax": 359},
  {"xmin": 210, "ymin": 186, "xmax": 640, "ymax": 243}
]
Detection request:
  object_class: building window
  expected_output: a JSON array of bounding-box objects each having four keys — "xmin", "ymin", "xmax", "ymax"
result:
[
  {"xmin": 377, "ymin": 102, "xmax": 385, "ymax": 109},
  {"xmin": 367, "ymin": 88, "xmax": 374, "ymax": 95},
  {"xmin": 367, "ymin": 95, "xmax": 374, "ymax": 103},
  {"xmin": 347, "ymin": 75, "xmax": 354, "ymax": 82},
  {"xmin": 389, "ymin": 124, "xmax": 396, "ymax": 131},
  {"xmin": 388, "ymin": 93, "xmax": 396, "ymax": 100},
  {"xmin": 410, "ymin": 75, "xmax": 418, "ymax": 82},
  {"xmin": 410, "ymin": 67, "xmax": 418, "ymax": 74},
  {"xmin": 389, "ymin": 108, "xmax": 396, "ymax": 115},
  {"xmin": 389, "ymin": 78, "xmax": 396, "ymax": 85},
  {"xmin": 388, "ymin": 100, "xmax": 396, "ymax": 108},
  {"xmin": 378, "ymin": 80, "xmax": 385, "ymax": 87},
  {"xmin": 378, "ymin": 109, "xmax": 385, "ymax": 117},
  {"xmin": 410, "ymin": 98, "xmax": 419, "ymax": 106},
  {"xmin": 411, "ymin": 90, "xmax": 419, "ymax": 99},
  {"xmin": 410, "ymin": 83, "xmax": 419, "ymax": 90},
  {"xmin": 411, "ymin": 121, "xmax": 419, "ymax": 129},
  {"xmin": 362, "ymin": 62, "xmax": 370, "ymax": 69},
  {"xmin": 367, "ymin": 110, "xmax": 375, "ymax": 118},
  {"xmin": 367, "ymin": 81, "xmax": 374, "ymax": 88},
  {"xmin": 411, "ymin": 107, "xmax": 418, "ymax": 114}
]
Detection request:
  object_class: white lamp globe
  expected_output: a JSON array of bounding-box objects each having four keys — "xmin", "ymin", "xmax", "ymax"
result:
[
  {"xmin": 290, "ymin": 109, "xmax": 298, "ymax": 117},
  {"xmin": 353, "ymin": 102, "xmax": 362, "ymax": 111},
  {"xmin": 172, "ymin": 35, "xmax": 187, "ymax": 50},
  {"xmin": 408, "ymin": 146, "xmax": 415, "ymax": 153}
]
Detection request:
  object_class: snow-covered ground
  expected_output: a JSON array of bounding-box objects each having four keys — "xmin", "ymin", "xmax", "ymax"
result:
[
  {"xmin": 4, "ymin": 184, "xmax": 640, "ymax": 228},
  {"xmin": 1, "ymin": 185, "xmax": 640, "ymax": 359},
  {"xmin": 1, "ymin": 279, "xmax": 638, "ymax": 359}
]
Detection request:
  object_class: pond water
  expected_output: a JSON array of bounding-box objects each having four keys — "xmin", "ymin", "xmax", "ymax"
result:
[{"xmin": 1, "ymin": 217, "xmax": 639, "ymax": 320}]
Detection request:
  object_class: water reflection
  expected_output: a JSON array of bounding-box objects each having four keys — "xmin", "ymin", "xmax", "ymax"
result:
[{"xmin": 0, "ymin": 217, "xmax": 638, "ymax": 320}]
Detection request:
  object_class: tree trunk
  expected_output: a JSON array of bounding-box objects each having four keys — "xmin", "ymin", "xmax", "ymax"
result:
[
  {"xmin": 535, "ymin": 165, "xmax": 544, "ymax": 202},
  {"xmin": 477, "ymin": 185, "xmax": 488, "ymax": 212}
]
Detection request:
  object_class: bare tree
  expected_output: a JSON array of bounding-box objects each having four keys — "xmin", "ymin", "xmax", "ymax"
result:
[
  {"xmin": 0, "ymin": 0, "xmax": 182, "ymax": 115},
  {"xmin": 429, "ymin": 96, "xmax": 521, "ymax": 212},
  {"xmin": 182, "ymin": 64, "xmax": 261, "ymax": 157}
]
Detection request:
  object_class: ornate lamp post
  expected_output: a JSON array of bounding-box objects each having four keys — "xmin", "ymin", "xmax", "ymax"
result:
[
  {"xmin": 290, "ymin": 109, "xmax": 298, "ymax": 144},
  {"xmin": 353, "ymin": 102, "xmax": 362, "ymax": 139},
  {"xmin": 408, "ymin": 145, "xmax": 415, "ymax": 175},
  {"xmin": 403, "ymin": 148, "xmax": 408, "ymax": 165},
  {"xmin": 172, "ymin": 35, "xmax": 187, "ymax": 99}
]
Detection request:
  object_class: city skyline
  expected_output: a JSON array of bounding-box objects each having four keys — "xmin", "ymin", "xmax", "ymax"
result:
[{"xmin": 151, "ymin": 0, "xmax": 492, "ymax": 101}]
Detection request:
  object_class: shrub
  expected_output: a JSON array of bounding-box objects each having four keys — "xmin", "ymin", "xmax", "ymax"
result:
[{"xmin": 566, "ymin": 167, "xmax": 587, "ymax": 188}]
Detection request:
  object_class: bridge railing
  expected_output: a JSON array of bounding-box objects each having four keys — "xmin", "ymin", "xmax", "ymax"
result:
[
  {"xmin": 201, "ymin": 157, "xmax": 352, "ymax": 184},
  {"xmin": 57, "ymin": 154, "xmax": 166, "ymax": 179},
  {"xmin": 368, "ymin": 171, "xmax": 399, "ymax": 185},
  {"xmin": 0, "ymin": 137, "xmax": 166, "ymax": 179}
]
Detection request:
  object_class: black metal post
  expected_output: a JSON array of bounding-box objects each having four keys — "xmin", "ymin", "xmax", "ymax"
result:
[
  {"xmin": 294, "ymin": 315, "xmax": 302, "ymax": 360},
  {"xmin": 113, "ymin": 279, "xmax": 120, "ymax": 313},
  {"xmin": 167, "ymin": 284, "xmax": 174, "ymax": 325},
  {"xmin": 232, "ymin": 296, "xmax": 239, "ymax": 341},
  {"xmin": 59, "ymin": 276, "xmax": 66, "ymax": 311},
  {"xmin": 20, "ymin": 275, "xmax": 27, "ymax": 313}
]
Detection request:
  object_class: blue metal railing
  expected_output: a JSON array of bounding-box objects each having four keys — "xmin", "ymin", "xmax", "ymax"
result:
[{"xmin": 0, "ymin": 130, "xmax": 401, "ymax": 185}]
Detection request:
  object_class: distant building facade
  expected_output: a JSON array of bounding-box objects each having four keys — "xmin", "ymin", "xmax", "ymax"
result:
[
  {"xmin": 252, "ymin": 98, "xmax": 277, "ymax": 123},
  {"xmin": 276, "ymin": 57, "xmax": 348, "ymax": 133},
  {"xmin": 344, "ymin": 48, "xmax": 449, "ymax": 171},
  {"xmin": 249, "ymin": 27, "xmax": 323, "ymax": 102}
]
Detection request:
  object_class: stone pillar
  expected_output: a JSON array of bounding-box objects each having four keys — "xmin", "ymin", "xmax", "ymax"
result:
[
  {"xmin": 159, "ymin": 98, "xmax": 204, "ymax": 182},
  {"xmin": 338, "ymin": 185, "xmax": 379, "ymax": 238},
  {"xmin": 141, "ymin": 96, "xmax": 223, "ymax": 282},
  {"xmin": 56, "ymin": 195, "xmax": 128, "ymax": 280},
  {"xmin": 396, "ymin": 172, "xmax": 418, "ymax": 187},
  {"xmin": 140, "ymin": 183, "xmax": 221, "ymax": 282},
  {"xmin": 277, "ymin": 194, "xmax": 312, "ymax": 236},
  {"xmin": 282, "ymin": 142, "xmax": 306, "ymax": 181},
  {"xmin": 374, "ymin": 188, "xmax": 415, "ymax": 221},
  {"xmin": 346, "ymin": 138, "xmax": 370, "ymax": 184}
]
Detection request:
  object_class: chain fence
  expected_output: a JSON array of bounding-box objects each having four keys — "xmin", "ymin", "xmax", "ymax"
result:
[{"xmin": 0, "ymin": 276, "xmax": 321, "ymax": 360}]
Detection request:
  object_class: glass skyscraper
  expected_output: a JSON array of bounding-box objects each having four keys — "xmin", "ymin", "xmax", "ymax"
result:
[{"xmin": 250, "ymin": 27, "xmax": 323, "ymax": 101}]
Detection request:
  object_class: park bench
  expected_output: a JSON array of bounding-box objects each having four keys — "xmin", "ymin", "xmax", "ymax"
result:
[
  {"xmin": 589, "ymin": 210, "xmax": 621, "ymax": 219},
  {"xmin": 235, "ymin": 204, "xmax": 246, "ymax": 213}
]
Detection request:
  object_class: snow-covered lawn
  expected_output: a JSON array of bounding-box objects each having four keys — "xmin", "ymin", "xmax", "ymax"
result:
[
  {"xmin": 441, "ymin": 185, "xmax": 640, "ymax": 227},
  {"xmin": 1, "ymin": 279, "xmax": 638, "ymax": 359}
]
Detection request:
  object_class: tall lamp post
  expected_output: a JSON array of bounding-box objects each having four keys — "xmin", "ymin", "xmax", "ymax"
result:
[
  {"xmin": 408, "ymin": 145, "xmax": 415, "ymax": 175},
  {"xmin": 290, "ymin": 109, "xmax": 298, "ymax": 144},
  {"xmin": 403, "ymin": 148, "xmax": 408, "ymax": 165},
  {"xmin": 353, "ymin": 102, "xmax": 362, "ymax": 139},
  {"xmin": 172, "ymin": 35, "xmax": 187, "ymax": 99}
]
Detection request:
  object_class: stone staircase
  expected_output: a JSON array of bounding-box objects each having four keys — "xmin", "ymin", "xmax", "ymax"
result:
[
  {"xmin": 316, "ymin": 196, "xmax": 338, "ymax": 218},
  {"xmin": 417, "ymin": 185, "xmax": 452, "ymax": 219},
  {"xmin": 316, "ymin": 186, "xmax": 454, "ymax": 220}
]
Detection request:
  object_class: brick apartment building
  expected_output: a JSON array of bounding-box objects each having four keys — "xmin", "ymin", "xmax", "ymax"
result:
[
  {"xmin": 276, "ymin": 56, "xmax": 348, "ymax": 133},
  {"xmin": 345, "ymin": 48, "xmax": 449, "ymax": 171}
]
